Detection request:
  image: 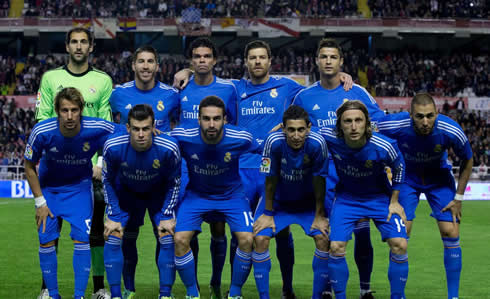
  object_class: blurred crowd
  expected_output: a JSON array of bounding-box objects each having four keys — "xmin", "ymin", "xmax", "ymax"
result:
[{"xmin": 18, "ymin": 0, "xmax": 488, "ymax": 19}]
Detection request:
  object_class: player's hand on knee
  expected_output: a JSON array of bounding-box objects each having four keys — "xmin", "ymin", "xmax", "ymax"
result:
[
  {"xmin": 36, "ymin": 205, "xmax": 54, "ymax": 233},
  {"xmin": 104, "ymin": 219, "xmax": 123, "ymax": 240},
  {"xmin": 158, "ymin": 219, "xmax": 176, "ymax": 236},
  {"xmin": 253, "ymin": 214, "xmax": 275, "ymax": 236},
  {"xmin": 311, "ymin": 216, "xmax": 329, "ymax": 237},
  {"xmin": 441, "ymin": 199, "xmax": 462, "ymax": 224},
  {"xmin": 339, "ymin": 72, "xmax": 353, "ymax": 91},
  {"xmin": 173, "ymin": 68, "xmax": 193, "ymax": 90},
  {"xmin": 388, "ymin": 201, "xmax": 407, "ymax": 223},
  {"xmin": 92, "ymin": 165, "xmax": 102, "ymax": 181}
]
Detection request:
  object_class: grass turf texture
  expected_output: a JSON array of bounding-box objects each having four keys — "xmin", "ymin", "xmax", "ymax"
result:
[{"xmin": 0, "ymin": 198, "xmax": 489, "ymax": 298}]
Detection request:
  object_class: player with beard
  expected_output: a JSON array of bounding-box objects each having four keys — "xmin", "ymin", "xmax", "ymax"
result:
[
  {"xmin": 378, "ymin": 93, "xmax": 473, "ymax": 299},
  {"xmin": 36, "ymin": 27, "xmax": 113, "ymax": 299}
]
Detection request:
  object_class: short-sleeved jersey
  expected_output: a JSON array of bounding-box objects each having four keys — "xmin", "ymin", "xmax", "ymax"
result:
[
  {"xmin": 36, "ymin": 66, "xmax": 113, "ymax": 121},
  {"xmin": 377, "ymin": 113, "xmax": 472, "ymax": 187},
  {"xmin": 293, "ymin": 82, "xmax": 385, "ymax": 129},
  {"xmin": 102, "ymin": 133, "xmax": 181, "ymax": 220},
  {"xmin": 178, "ymin": 76, "xmax": 238, "ymax": 127},
  {"xmin": 24, "ymin": 117, "xmax": 116, "ymax": 188},
  {"xmin": 171, "ymin": 124, "xmax": 259, "ymax": 200},
  {"xmin": 320, "ymin": 129, "xmax": 405, "ymax": 200},
  {"xmin": 260, "ymin": 130, "xmax": 328, "ymax": 210},
  {"xmin": 232, "ymin": 76, "xmax": 305, "ymax": 168},
  {"xmin": 109, "ymin": 80, "xmax": 179, "ymax": 131}
]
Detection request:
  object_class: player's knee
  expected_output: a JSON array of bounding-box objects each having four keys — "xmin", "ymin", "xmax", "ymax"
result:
[
  {"xmin": 174, "ymin": 232, "xmax": 192, "ymax": 253},
  {"xmin": 329, "ymin": 241, "xmax": 346, "ymax": 255},
  {"xmin": 313, "ymin": 234, "xmax": 329, "ymax": 251},
  {"xmin": 438, "ymin": 221, "xmax": 459, "ymax": 238},
  {"xmin": 254, "ymin": 235, "xmax": 270, "ymax": 252},
  {"xmin": 236, "ymin": 233, "xmax": 254, "ymax": 251},
  {"xmin": 40, "ymin": 240, "xmax": 56, "ymax": 247},
  {"xmin": 388, "ymin": 238, "xmax": 407, "ymax": 254}
]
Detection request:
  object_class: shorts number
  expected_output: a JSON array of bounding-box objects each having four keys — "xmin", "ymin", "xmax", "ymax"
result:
[
  {"xmin": 394, "ymin": 218, "xmax": 405, "ymax": 233},
  {"xmin": 85, "ymin": 219, "xmax": 92, "ymax": 234},
  {"xmin": 243, "ymin": 211, "xmax": 254, "ymax": 227}
]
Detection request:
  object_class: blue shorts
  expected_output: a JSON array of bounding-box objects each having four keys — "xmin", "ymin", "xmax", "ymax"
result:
[
  {"xmin": 254, "ymin": 196, "xmax": 321, "ymax": 237},
  {"xmin": 108, "ymin": 189, "xmax": 169, "ymax": 229},
  {"xmin": 399, "ymin": 182, "xmax": 457, "ymax": 222},
  {"xmin": 329, "ymin": 194, "xmax": 407, "ymax": 242},
  {"xmin": 39, "ymin": 179, "xmax": 93, "ymax": 244},
  {"xmin": 239, "ymin": 168, "xmax": 265, "ymax": 213},
  {"xmin": 175, "ymin": 190, "xmax": 253, "ymax": 233}
]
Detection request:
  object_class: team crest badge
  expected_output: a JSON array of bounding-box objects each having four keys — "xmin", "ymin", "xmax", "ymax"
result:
[
  {"xmin": 157, "ymin": 100, "xmax": 165, "ymax": 111},
  {"xmin": 364, "ymin": 160, "xmax": 373, "ymax": 168},
  {"xmin": 89, "ymin": 86, "xmax": 97, "ymax": 94},
  {"xmin": 270, "ymin": 88, "xmax": 278, "ymax": 98},
  {"xmin": 224, "ymin": 152, "xmax": 232, "ymax": 162},
  {"xmin": 25, "ymin": 144, "xmax": 33, "ymax": 159},
  {"xmin": 260, "ymin": 157, "xmax": 271, "ymax": 173},
  {"xmin": 82, "ymin": 142, "xmax": 90, "ymax": 152},
  {"xmin": 343, "ymin": 98, "xmax": 349, "ymax": 103},
  {"xmin": 434, "ymin": 144, "xmax": 442, "ymax": 153},
  {"xmin": 303, "ymin": 154, "xmax": 310, "ymax": 165},
  {"xmin": 152, "ymin": 159, "xmax": 161, "ymax": 169}
]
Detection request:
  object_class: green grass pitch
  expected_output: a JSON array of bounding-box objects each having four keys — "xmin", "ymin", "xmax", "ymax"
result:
[{"xmin": 1, "ymin": 198, "xmax": 489, "ymax": 298}]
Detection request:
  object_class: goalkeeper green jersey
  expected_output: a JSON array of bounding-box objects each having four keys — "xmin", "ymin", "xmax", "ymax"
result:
[{"xmin": 36, "ymin": 65, "xmax": 113, "ymax": 122}]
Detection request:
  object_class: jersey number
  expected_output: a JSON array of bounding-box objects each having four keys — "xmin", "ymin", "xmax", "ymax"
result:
[
  {"xmin": 85, "ymin": 219, "xmax": 92, "ymax": 234},
  {"xmin": 394, "ymin": 218, "xmax": 406, "ymax": 233},
  {"xmin": 243, "ymin": 211, "xmax": 254, "ymax": 227}
]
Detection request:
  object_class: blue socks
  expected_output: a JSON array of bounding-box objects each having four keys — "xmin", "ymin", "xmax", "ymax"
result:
[
  {"xmin": 229, "ymin": 248, "xmax": 252, "ymax": 297},
  {"xmin": 252, "ymin": 250, "xmax": 271, "ymax": 299},
  {"xmin": 122, "ymin": 229, "xmax": 139, "ymax": 292},
  {"xmin": 210, "ymin": 235, "xmax": 227, "ymax": 287},
  {"xmin": 388, "ymin": 251, "xmax": 408, "ymax": 299},
  {"xmin": 443, "ymin": 237, "xmax": 461, "ymax": 299},
  {"xmin": 313, "ymin": 248, "xmax": 330, "ymax": 298},
  {"xmin": 354, "ymin": 221, "xmax": 373, "ymax": 292},
  {"xmin": 39, "ymin": 245, "xmax": 59, "ymax": 298},
  {"xmin": 73, "ymin": 243, "xmax": 91, "ymax": 297},
  {"xmin": 328, "ymin": 252, "xmax": 348, "ymax": 299},
  {"xmin": 158, "ymin": 235, "xmax": 176, "ymax": 297},
  {"xmin": 104, "ymin": 235, "xmax": 123, "ymax": 298},
  {"xmin": 175, "ymin": 250, "xmax": 199, "ymax": 297},
  {"xmin": 276, "ymin": 231, "xmax": 294, "ymax": 293}
]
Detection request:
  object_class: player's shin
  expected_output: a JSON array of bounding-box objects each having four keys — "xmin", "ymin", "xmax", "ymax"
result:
[
  {"xmin": 39, "ymin": 245, "xmax": 60, "ymax": 298},
  {"xmin": 73, "ymin": 242, "xmax": 91, "ymax": 297},
  {"xmin": 252, "ymin": 249, "xmax": 271, "ymax": 299},
  {"xmin": 388, "ymin": 251, "xmax": 408, "ymax": 299},
  {"xmin": 158, "ymin": 235, "xmax": 176, "ymax": 297},
  {"xmin": 312, "ymin": 248, "xmax": 330, "ymax": 298},
  {"xmin": 104, "ymin": 235, "xmax": 123, "ymax": 297},
  {"xmin": 327, "ymin": 251, "xmax": 348, "ymax": 299},
  {"xmin": 442, "ymin": 237, "xmax": 462, "ymax": 298},
  {"xmin": 229, "ymin": 247, "xmax": 252, "ymax": 297},
  {"xmin": 175, "ymin": 249, "xmax": 199, "ymax": 297}
]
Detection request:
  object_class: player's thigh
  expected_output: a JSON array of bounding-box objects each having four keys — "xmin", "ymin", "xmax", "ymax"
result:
[
  {"xmin": 239, "ymin": 167, "xmax": 264, "ymax": 213},
  {"xmin": 426, "ymin": 185, "xmax": 458, "ymax": 223},
  {"xmin": 398, "ymin": 183, "xmax": 421, "ymax": 221},
  {"xmin": 373, "ymin": 214, "xmax": 408, "ymax": 243},
  {"xmin": 64, "ymin": 187, "xmax": 94, "ymax": 243},
  {"xmin": 220, "ymin": 195, "xmax": 253, "ymax": 234},
  {"xmin": 329, "ymin": 198, "xmax": 361, "ymax": 242},
  {"xmin": 175, "ymin": 192, "xmax": 208, "ymax": 233}
]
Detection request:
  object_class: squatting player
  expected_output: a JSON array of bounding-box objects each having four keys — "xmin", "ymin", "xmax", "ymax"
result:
[
  {"xmin": 108, "ymin": 45, "xmax": 180, "ymax": 298},
  {"xmin": 320, "ymin": 100, "xmax": 408, "ymax": 299},
  {"xmin": 25, "ymin": 88, "xmax": 116, "ymax": 299},
  {"xmin": 102, "ymin": 104, "xmax": 181, "ymax": 299},
  {"xmin": 293, "ymin": 38, "xmax": 385, "ymax": 299},
  {"xmin": 36, "ymin": 27, "xmax": 113, "ymax": 299},
  {"xmin": 252, "ymin": 105, "xmax": 330, "ymax": 299},
  {"xmin": 171, "ymin": 96, "xmax": 257, "ymax": 299},
  {"xmin": 378, "ymin": 93, "xmax": 473, "ymax": 299}
]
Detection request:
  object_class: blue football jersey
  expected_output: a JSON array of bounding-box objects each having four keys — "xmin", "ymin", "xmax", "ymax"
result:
[
  {"xmin": 102, "ymin": 132, "xmax": 181, "ymax": 221},
  {"xmin": 233, "ymin": 76, "xmax": 304, "ymax": 168},
  {"xmin": 260, "ymin": 130, "xmax": 328, "ymax": 210},
  {"xmin": 377, "ymin": 112, "xmax": 472, "ymax": 187},
  {"xmin": 320, "ymin": 129, "xmax": 405, "ymax": 199},
  {"xmin": 109, "ymin": 80, "xmax": 180, "ymax": 131},
  {"xmin": 178, "ymin": 76, "xmax": 238, "ymax": 128},
  {"xmin": 24, "ymin": 117, "xmax": 116, "ymax": 188},
  {"xmin": 293, "ymin": 82, "xmax": 385, "ymax": 129},
  {"xmin": 171, "ymin": 124, "xmax": 259, "ymax": 200}
]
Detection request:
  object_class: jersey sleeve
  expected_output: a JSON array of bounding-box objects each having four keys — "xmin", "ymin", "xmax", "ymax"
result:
[
  {"xmin": 260, "ymin": 133, "xmax": 282, "ymax": 177},
  {"xmin": 226, "ymin": 87, "xmax": 238, "ymax": 125},
  {"xmin": 444, "ymin": 121, "xmax": 473, "ymax": 161},
  {"xmin": 102, "ymin": 146, "xmax": 124, "ymax": 222},
  {"xmin": 35, "ymin": 74, "xmax": 56, "ymax": 121},
  {"xmin": 355, "ymin": 87, "xmax": 385, "ymax": 123},
  {"xmin": 24, "ymin": 125, "xmax": 44, "ymax": 163},
  {"xmin": 387, "ymin": 139, "xmax": 405, "ymax": 190},
  {"xmin": 108, "ymin": 87, "xmax": 119, "ymax": 117},
  {"xmin": 98, "ymin": 76, "xmax": 114, "ymax": 121},
  {"xmin": 160, "ymin": 144, "xmax": 182, "ymax": 220},
  {"xmin": 287, "ymin": 79, "xmax": 305, "ymax": 107},
  {"xmin": 376, "ymin": 113, "xmax": 406, "ymax": 138},
  {"xmin": 309, "ymin": 133, "xmax": 329, "ymax": 177}
]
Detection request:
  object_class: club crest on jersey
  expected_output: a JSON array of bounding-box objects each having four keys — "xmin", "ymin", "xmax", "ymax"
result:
[
  {"xmin": 224, "ymin": 152, "xmax": 232, "ymax": 162},
  {"xmin": 157, "ymin": 100, "xmax": 165, "ymax": 111},
  {"xmin": 343, "ymin": 98, "xmax": 349, "ymax": 103},
  {"xmin": 25, "ymin": 144, "xmax": 33, "ymax": 159},
  {"xmin": 434, "ymin": 144, "xmax": 442, "ymax": 153},
  {"xmin": 260, "ymin": 157, "xmax": 271, "ymax": 173},
  {"xmin": 270, "ymin": 88, "xmax": 278, "ymax": 98},
  {"xmin": 153, "ymin": 159, "xmax": 161, "ymax": 169},
  {"xmin": 303, "ymin": 154, "xmax": 310, "ymax": 165},
  {"xmin": 364, "ymin": 160, "xmax": 373, "ymax": 168},
  {"xmin": 89, "ymin": 86, "xmax": 97, "ymax": 93},
  {"xmin": 82, "ymin": 142, "xmax": 90, "ymax": 152}
]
